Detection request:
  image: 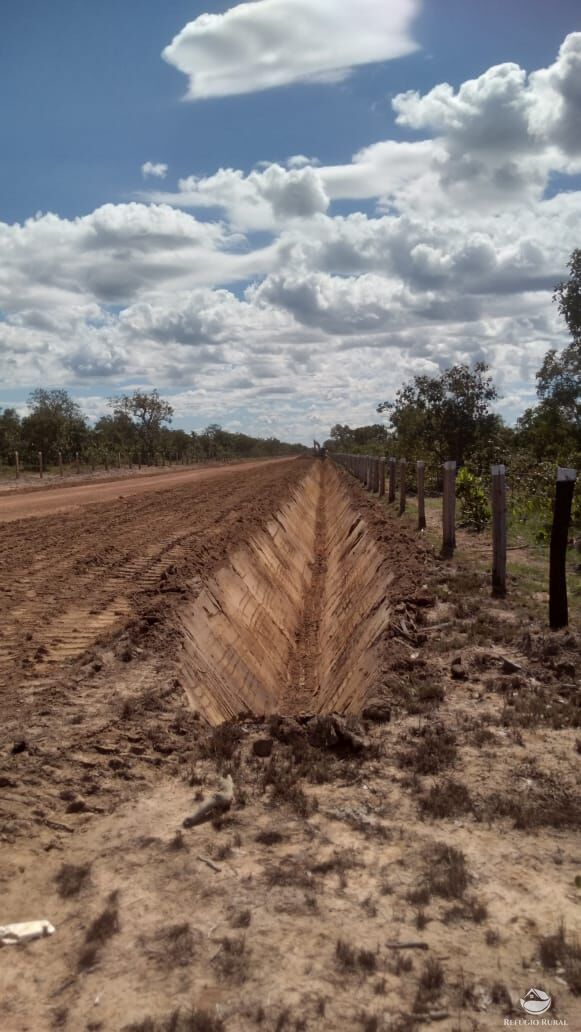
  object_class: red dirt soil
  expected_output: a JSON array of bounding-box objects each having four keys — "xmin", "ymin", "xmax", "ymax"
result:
[{"xmin": 0, "ymin": 457, "xmax": 295, "ymax": 523}]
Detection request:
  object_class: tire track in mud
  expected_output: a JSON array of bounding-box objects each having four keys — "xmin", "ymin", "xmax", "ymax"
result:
[{"xmin": 0, "ymin": 461, "xmax": 308, "ymax": 698}]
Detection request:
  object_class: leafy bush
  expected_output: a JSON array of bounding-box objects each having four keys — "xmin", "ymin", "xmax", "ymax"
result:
[{"xmin": 456, "ymin": 468, "xmax": 490, "ymax": 531}]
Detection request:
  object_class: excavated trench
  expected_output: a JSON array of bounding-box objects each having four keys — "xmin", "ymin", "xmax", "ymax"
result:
[{"xmin": 179, "ymin": 461, "xmax": 396, "ymax": 725}]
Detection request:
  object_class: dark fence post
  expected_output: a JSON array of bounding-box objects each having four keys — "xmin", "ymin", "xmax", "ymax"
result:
[
  {"xmin": 399, "ymin": 459, "xmax": 407, "ymax": 515},
  {"xmin": 442, "ymin": 460, "xmax": 456, "ymax": 556},
  {"xmin": 388, "ymin": 457, "xmax": 396, "ymax": 503},
  {"xmin": 549, "ymin": 467, "xmax": 577, "ymax": 629},
  {"xmin": 491, "ymin": 464, "xmax": 507, "ymax": 597},
  {"xmin": 417, "ymin": 460, "xmax": 426, "ymax": 531}
]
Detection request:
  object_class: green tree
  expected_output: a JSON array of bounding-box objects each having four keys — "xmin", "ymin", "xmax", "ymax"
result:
[
  {"xmin": 553, "ymin": 249, "xmax": 581, "ymax": 347},
  {"xmin": 109, "ymin": 389, "xmax": 173, "ymax": 462},
  {"xmin": 327, "ymin": 423, "xmax": 390, "ymax": 454},
  {"xmin": 0, "ymin": 407, "xmax": 21, "ymax": 463},
  {"xmin": 21, "ymin": 389, "xmax": 88, "ymax": 462},
  {"xmin": 377, "ymin": 363, "xmax": 500, "ymax": 466},
  {"xmin": 94, "ymin": 412, "xmax": 138, "ymax": 453}
]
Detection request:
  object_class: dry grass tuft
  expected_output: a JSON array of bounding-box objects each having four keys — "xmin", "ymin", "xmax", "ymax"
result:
[
  {"xmin": 422, "ymin": 843, "xmax": 469, "ymax": 899},
  {"xmin": 262, "ymin": 758, "xmax": 318, "ymax": 818},
  {"xmin": 419, "ymin": 779, "xmax": 473, "ymax": 819},
  {"xmin": 55, "ymin": 862, "xmax": 91, "ymax": 899},
  {"xmin": 539, "ymin": 925, "xmax": 581, "ymax": 994},
  {"xmin": 212, "ymin": 936, "xmax": 250, "ymax": 984},
  {"xmin": 335, "ymin": 939, "xmax": 378, "ymax": 975},
  {"xmin": 122, "ymin": 1009, "xmax": 225, "ymax": 1031},
  {"xmin": 398, "ymin": 726, "xmax": 457, "ymax": 776}
]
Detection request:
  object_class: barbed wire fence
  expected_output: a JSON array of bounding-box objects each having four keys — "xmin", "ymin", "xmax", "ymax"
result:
[{"xmin": 332, "ymin": 452, "xmax": 578, "ymax": 631}]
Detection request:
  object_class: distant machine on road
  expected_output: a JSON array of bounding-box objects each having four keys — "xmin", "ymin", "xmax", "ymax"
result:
[{"xmin": 313, "ymin": 440, "xmax": 327, "ymax": 460}]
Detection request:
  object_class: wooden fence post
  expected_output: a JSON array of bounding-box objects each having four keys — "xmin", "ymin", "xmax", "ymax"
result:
[
  {"xmin": 118, "ymin": 451, "xmax": 122, "ymax": 469},
  {"xmin": 417, "ymin": 460, "xmax": 426, "ymax": 531},
  {"xmin": 388, "ymin": 457, "xmax": 396, "ymax": 503},
  {"xmin": 14, "ymin": 451, "xmax": 19, "ymax": 479},
  {"xmin": 58, "ymin": 451, "xmax": 63, "ymax": 476},
  {"xmin": 38, "ymin": 451, "xmax": 43, "ymax": 479},
  {"xmin": 491, "ymin": 464, "xmax": 507, "ymax": 597},
  {"xmin": 399, "ymin": 459, "xmax": 407, "ymax": 515},
  {"xmin": 366, "ymin": 456, "xmax": 372, "ymax": 490},
  {"xmin": 75, "ymin": 451, "xmax": 80, "ymax": 474},
  {"xmin": 442, "ymin": 460, "xmax": 456, "ymax": 556},
  {"xmin": 549, "ymin": 467, "xmax": 577, "ymax": 629},
  {"xmin": 378, "ymin": 458, "xmax": 385, "ymax": 498}
]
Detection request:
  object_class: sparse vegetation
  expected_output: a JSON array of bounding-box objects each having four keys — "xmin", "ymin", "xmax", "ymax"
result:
[
  {"xmin": 262, "ymin": 758, "xmax": 318, "ymax": 818},
  {"xmin": 335, "ymin": 939, "xmax": 378, "ymax": 975},
  {"xmin": 419, "ymin": 779, "xmax": 473, "ymax": 818},
  {"xmin": 539, "ymin": 925, "xmax": 581, "ymax": 994},
  {"xmin": 422, "ymin": 843, "xmax": 469, "ymax": 899},
  {"xmin": 122, "ymin": 1009, "xmax": 225, "ymax": 1032},
  {"xmin": 398, "ymin": 726, "xmax": 457, "ymax": 776},
  {"xmin": 78, "ymin": 890, "xmax": 120, "ymax": 970},
  {"xmin": 212, "ymin": 936, "xmax": 250, "ymax": 984},
  {"xmin": 55, "ymin": 862, "xmax": 91, "ymax": 898}
]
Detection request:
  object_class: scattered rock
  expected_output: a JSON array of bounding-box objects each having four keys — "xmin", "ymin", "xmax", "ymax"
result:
[
  {"xmin": 450, "ymin": 657, "xmax": 468, "ymax": 681},
  {"xmin": 308, "ymin": 714, "xmax": 368, "ymax": 753},
  {"xmin": 268, "ymin": 715, "xmax": 305, "ymax": 744},
  {"xmin": 252, "ymin": 738, "xmax": 273, "ymax": 758},
  {"xmin": 0, "ymin": 776, "xmax": 17, "ymax": 788},
  {"xmin": 362, "ymin": 703, "xmax": 391, "ymax": 723},
  {"xmin": 501, "ymin": 657, "xmax": 522, "ymax": 675},
  {"xmin": 555, "ymin": 660, "xmax": 576, "ymax": 680},
  {"xmin": 11, "ymin": 740, "xmax": 27, "ymax": 755},
  {"xmin": 183, "ymin": 775, "xmax": 234, "ymax": 829},
  {"xmin": 66, "ymin": 798, "xmax": 89, "ymax": 814}
]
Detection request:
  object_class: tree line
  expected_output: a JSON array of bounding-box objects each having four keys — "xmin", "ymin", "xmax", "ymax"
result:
[
  {"xmin": 0, "ymin": 388, "xmax": 307, "ymax": 470},
  {"xmin": 325, "ymin": 251, "xmax": 580, "ymax": 534}
]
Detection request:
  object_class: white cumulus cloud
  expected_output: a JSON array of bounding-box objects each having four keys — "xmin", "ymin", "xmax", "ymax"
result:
[
  {"xmin": 162, "ymin": 0, "xmax": 420, "ymax": 100},
  {"xmin": 141, "ymin": 161, "xmax": 169, "ymax": 179}
]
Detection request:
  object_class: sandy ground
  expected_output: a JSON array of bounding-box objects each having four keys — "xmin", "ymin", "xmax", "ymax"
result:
[
  {"xmin": 0, "ymin": 458, "xmax": 295, "ymax": 523},
  {"xmin": 0, "ymin": 460, "xmax": 580, "ymax": 1031}
]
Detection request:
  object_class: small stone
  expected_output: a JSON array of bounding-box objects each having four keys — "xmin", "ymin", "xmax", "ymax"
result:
[
  {"xmin": 362, "ymin": 704, "xmax": 391, "ymax": 723},
  {"xmin": 501, "ymin": 657, "xmax": 521, "ymax": 674},
  {"xmin": 0, "ymin": 776, "xmax": 17, "ymax": 788},
  {"xmin": 450, "ymin": 657, "xmax": 468, "ymax": 681},
  {"xmin": 11, "ymin": 740, "xmax": 27, "ymax": 755},
  {"xmin": 66, "ymin": 798, "xmax": 89, "ymax": 814},
  {"xmin": 252, "ymin": 738, "xmax": 274, "ymax": 758}
]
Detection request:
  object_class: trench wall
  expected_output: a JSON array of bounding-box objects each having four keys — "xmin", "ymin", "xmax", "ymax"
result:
[{"xmin": 179, "ymin": 462, "xmax": 394, "ymax": 724}]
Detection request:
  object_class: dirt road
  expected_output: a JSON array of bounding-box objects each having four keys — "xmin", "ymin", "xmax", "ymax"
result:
[
  {"xmin": 0, "ymin": 458, "xmax": 305, "ymax": 696},
  {"xmin": 0, "ymin": 458, "xmax": 295, "ymax": 523}
]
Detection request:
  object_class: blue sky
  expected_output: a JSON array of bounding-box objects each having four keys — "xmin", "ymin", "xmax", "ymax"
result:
[{"xmin": 1, "ymin": 0, "xmax": 580, "ymax": 442}]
